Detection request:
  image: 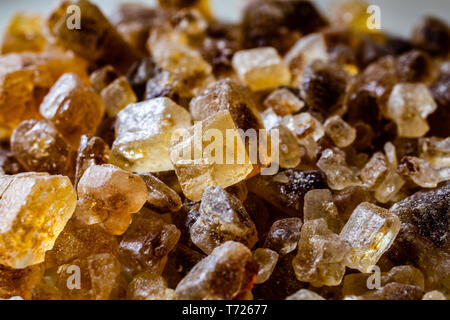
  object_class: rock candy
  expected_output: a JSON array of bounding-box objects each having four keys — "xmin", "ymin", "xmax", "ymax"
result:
[
  {"xmin": 169, "ymin": 110, "xmax": 254, "ymax": 201},
  {"xmin": 76, "ymin": 164, "xmax": 148, "ymax": 235},
  {"xmin": 292, "ymin": 219, "xmax": 350, "ymax": 287},
  {"xmin": 118, "ymin": 216, "xmax": 180, "ymax": 276},
  {"xmin": 253, "ymin": 248, "xmax": 279, "ymax": 284},
  {"xmin": 303, "ymin": 189, "xmax": 343, "ymax": 233},
  {"xmin": 386, "ymin": 83, "xmax": 437, "ymax": 138},
  {"xmin": 127, "ymin": 273, "xmax": 175, "ymax": 300},
  {"xmin": 324, "ymin": 115, "xmax": 356, "ymax": 148},
  {"xmin": 40, "ymin": 73, "xmax": 105, "ymax": 148},
  {"xmin": 232, "ymin": 47, "xmax": 291, "ymax": 91},
  {"xmin": 263, "ymin": 88, "xmax": 305, "ymax": 116},
  {"xmin": 1, "ymin": 12, "xmax": 45, "ymax": 54},
  {"xmin": 273, "ymin": 125, "xmax": 302, "ymax": 169},
  {"xmin": 247, "ymin": 169, "xmax": 327, "ymax": 216},
  {"xmin": 190, "ymin": 186, "xmax": 258, "ymax": 254},
  {"xmin": 139, "ymin": 173, "xmax": 182, "ymax": 214},
  {"xmin": 47, "ymin": 0, "xmax": 141, "ymax": 73},
  {"xmin": 112, "ymin": 97, "xmax": 191, "ymax": 173},
  {"xmin": 419, "ymin": 137, "xmax": 450, "ymax": 168},
  {"xmin": 264, "ymin": 218, "xmax": 303, "ymax": 255},
  {"xmin": 0, "ymin": 173, "xmax": 77, "ymax": 268},
  {"xmin": 360, "ymin": 152, "xmax": 389, "ymax": 189},
  {"xmin": 11, "ymin": 120, "xmax": 76, "ymax": 178},
  {"xmin": 74, "ymin": 135, "xmax": 111, "ymax": 187},
  {"xmin": 286, "ymin": 289, "xmax": 326, "ymax": 300},
  {"xmin": 340, "ymin": 202, "xmax": 401, "ymax": 273},
  {"xmin": 317, "ymin": 148, "xmax": 361, "ymax": 191},
  {"xmin": 175, "ymin": 241, "xmax": 258, "ymax": 300},
  {"xmin": 101, "ymin": 76, "xmax": 137, "ymax": 117},
  {"xmin": 397, "ymin": 156, "xmax": 439, "ymax": 188},
  {"xmin": 0, "ymin": 264, "xmax": 43, "ymax": 300}
]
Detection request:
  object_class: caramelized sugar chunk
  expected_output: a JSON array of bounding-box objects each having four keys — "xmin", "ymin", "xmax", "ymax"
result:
[
  {"xmin": 0, "ymin": 264, "xmax": 43, "ymax": 300},
  {"xmin": 118, "ymin": 216, "xmax": 180, "ymax": 276},
  {"xmin": 76, "ymin": 164, "xmax": 148, "ymax": 235},
  {"xmin": 303, "ymin": 189, "xmax": 343, "ymax": 233},
  {"xmin": 11, "ymin": 120, "xmax": 76, "ymax": 178},
  {"xmin": 101, "ymin": 76, "xmax": 137, "ymax": 117},
  {"xmin": 127, "ymin": 272, "xmax": 175, "ymax": 300},
  {"xmin": 40, "ymin": 73, "xmax": 105, "ymax": 148},
  {"xmin": 264, "ymin": 88, "xmax": 305, "ymax": 116},
  {"xmin": 190, "ymin": 186, "xmax": 258, "ymax": 254},
  {"xmin": 264, "ymin": 218, "xmax": 303, "ymax": 256},
  {"xmin": 324, "ymin": 115, "xmax": 356, "ymax": 148},
  {"xmin": 112, "ymin": 98, "xmax": 191, "ymax": 173},
  {"xmin": 1, "ymin": 12, "xmax": 45, "ymax": 54},
  {"xmin": 0, "ymin": 173, "xmax": 77, "ymax": 268},
  {"xmin": 139, "ymin": 173, "xmax": 182, "ymax": 214},
  {"xmin": 253, "ymin": 248, "xmax": 279, "ymax": 284},
  {"xmin": 175, "ymin": 241, "xmax": 258, "ymax": 300}
]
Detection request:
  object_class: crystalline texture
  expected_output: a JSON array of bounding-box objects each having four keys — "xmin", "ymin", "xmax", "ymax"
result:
[
  {"xmin": 175, "ymin": 241, "xmax": 258, "ymax": 300},
  {"xmin": 264, "ymin": 218, "xmax": 303, "ymax": 255},
  {"xmin": 263, "ymin": 88, "xmax": 305, "ymax": 116},
  {"xmin": 0, "ymin": 264, "xmax": 43, "ymax": 300},
  {"xmin": 76, "ymin": 164, "xmax": 148, "ymax": 235},
  {"xmin": 101, "ymin": 76, "xmax": 137, "ymax": 117},
  {"xmin": 303, "ymin": 189, "xmax": 343, "ymax": 233},
  {"xmin": 232, "ymin": 47, "xmax": 291, "ymax": 91},
  {"xmin": 0, "ymin": 173, "xmax": 77, "ymax": 268},
  {"xmin": 317, "ymin": 148, "xmax": 361, "ymax": 191},
  {"xmin": 292, "ymin": 219, "xmax": 350, "ymax": 287},
  {"xmin": 127, "ymin": 273, "xmax": 175, "ymax": 300},
  {"xmin": 340, "ymin": 202, "xmax": 401, "ymax": 273},
  {"xmin": 324, "ymin": 115, "xmax": 357, "ymax": 148},
  {"xmin": 169, "ymin": 110, "xmax": 254, "ymax": 201},
  {"xmin": 112, "ymin": 97, "xmax": 192, "ymax": 173},
  {"xmin": 397, "ymin": 156, "xmax": 439, "ymax": 188},
  {"xmin": 118, "ymin": 216, "xmax": 180, "ymax": 276},
  {"xmin": 1, "ymin": 12, "xmax": 45, "ymax": 54},
  {"xmin": 139, "ymin": 173, "xmax": 182, "ymax": 214},
  {"xmin": 386, "ymin": 83, "xmax": 437, "ymax": 138},
  {"xmin": 40, "ymin": 73, "xmax": 105, "ymax": 148},
  {"xmin": 190, "ymin": 186, "xmax": 258, "ymax": 254},
  {"xmin": 253, "ymin": 248, "xmax": 279, "ymax": 284}
]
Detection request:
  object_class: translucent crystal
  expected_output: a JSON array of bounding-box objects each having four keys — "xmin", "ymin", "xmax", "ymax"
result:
[
  {"xmin": 112, "ymin": 97, "xmax": 192, "ymax": 173},
  {"xmin": 284, "ymin": 34, "xmax": 329, "ymax": 85},
  {"xmin": 47, "ymin": 0, "xmax": 141, "ymax": 73},
  {"xmin": 317, "ymin": 148, "xmax": 361, "ymax": 191},
  {"xmin": 253, "ymin": 248, "xmax": 279, "ymax": 284},
  {"xmin": 189, "ymin": 78, "xmax": 263, "ymax": 132},
  {"xmin": 11, "ymin": 120, "xmax": 76, "ymax": 178},
  {"xmin": 232, "ymin": 47, "xmax": 291, "ymax": 91},
  {"xmin": 0, "ymin": 264, "xmax": 43, "ymax": 300},
  {"xmin": 46, "ymin": 219, "xmax": 118, "ymax": 267},
  {"xmin": 286, "ymin": 289, "xmax": 325, "ymax": 300},
  {"xmin": 90, "ymin": 65, "xmax": 120, "ymax": 93},
  {"xmin": 261, "ymin": 108, "xmax": 281, "ymax": 131},
  {"xmin": 74, "ymin": 135, "xmax": 110, "ymax": 187},
  {"xmin": 1, "ymin": 12, "xmax": 45, "ymax": 54},
  {"xmin": 57, "ymin": 253, "xmax": 120, "ymax": 300},
  {"xmin": 190, "ymin": 186, "xmax": 258, "ymax": 254},
  {"xmin": 247, "ymin": 169, "xmax": 327, "ymax": 216},
  {"xmin": 264, "ymin": 218, "xmax": 303, "ymax": 255},
  {"xmin": 292, "ymin": 219, "xmax": 350, "ymax": 287},
  {"xmin": 340, "ymin": 202, "xmax": 401, "ymax": 273},
  {"xmin": 303, "ymin": 189, "xmax": 343, "ymax": 233},
  {"xmin": 76, "ymin": 164, "xmax": 148, "ymax": 235},
  {"xmin": 374, "ymin": 171, "xmax": 405, "ymax": 204},
  {"xmin": 127, "ymin": 273, "xmax": 175, "ymax": 300},
  {"xmin": 273, "ymin": 125, "xmax": 301, "ymax": 169},
  {"xmin": 101, "ymin": 76, "xmax": 137, "ymax": 117},
  {"xmin": 333, "ymin": 186, "xmax": 374, "ymax": 222},
  {"xmin": 40, "ymin": 73, "xmax": 105, "ymax": 148},
  {"xmin": 360, "ymin": 152, "xmax": 389, "ymax": 189},
  {"xmin": 139, "ymin": 173, "xmax": 182, "ymax": 214},
  {"xmin": 386, "ymin": 83, "xmax": 437, "ymax": 138},
  {"xmin": 419, "ymin": 137, "xmax": 450, "ymax": 168},
  {"xmin": 263, "ymin": 88, "xmax": 305, "ymax": 116},
  {"xmin": 397, "ymin": 156, "xmax": 440, "ymax": 188},
  {"xmin": 0, "ymin": 173, "xmax": 77, "ymax": 268},
  {"xmin": 118, "ymin": 216, "xmax": 180, "ymax": 276},
  {"xmin": 324, "ymin": 115, "xmax": 356, "ymax": 148},
  {"xmin": 175, "ymin": 241, "xmax": 258, "ymax": 300},
  {"xmin": 423, "ymin": 291, "xmax": 447, "ymax": 300},
  {"xmin": 169, "ymin": 110, "xmax": 254, "ymax": 201}
]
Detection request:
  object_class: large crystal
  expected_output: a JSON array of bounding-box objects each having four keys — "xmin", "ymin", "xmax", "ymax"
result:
[
  {"xmin": 0, "ymin": 173, "xmax": 77, "ymax": 268},
  {"xmin": 253, "ymin": 248, "xmax": 279, "ymax": 284},
  {"xmin": 76, "ymin": 164, "xmax": 148, "ymax": 235},
  {"xmin": 139, "ymin": 173, "xmax": 182, "ymax": 214},
  {"xmin": 303, "ymin": 189, "xmax": 343, "ymax": 233},
  {"xmin": 324, "ymin": 115, "xmax": 356, "ymax": 148},
  {"xmin": 127, "ymin": 272, "xmax": 175, "ymax": 300},
  {"xmin": 112, "ymin": 97, "xmax": 191, "ymax": 173},
  {"xmin": 340, "ymin": 202, "xmax": 401, "ymax": 273},
  {"xmin": 169, "ymin": 110, "xmax": 254, "ymax": 201},
  {"xmin": 263, "ymin": 88, "xmax": 305, "ymax": 116},
  {"xmin": 1, "ymin": 12, "xmax": 45, "ymax": 54},
  {"xmin": 317, "ymin": 148, "xmax": 361, "ymax": 190},
  {"xmin": 190, "ymin": 186, "xmax": 258, "ymax": 254}
]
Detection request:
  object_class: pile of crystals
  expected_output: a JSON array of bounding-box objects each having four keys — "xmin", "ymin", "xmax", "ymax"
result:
[{"xmin": 0, "ymin": 0, "xmax": 449, "ymax": 300}]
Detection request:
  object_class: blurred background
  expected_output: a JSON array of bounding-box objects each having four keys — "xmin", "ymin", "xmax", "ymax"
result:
[{"xmin": 0, "ymin": 0, "xmax": 449, "ymax": 38}]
